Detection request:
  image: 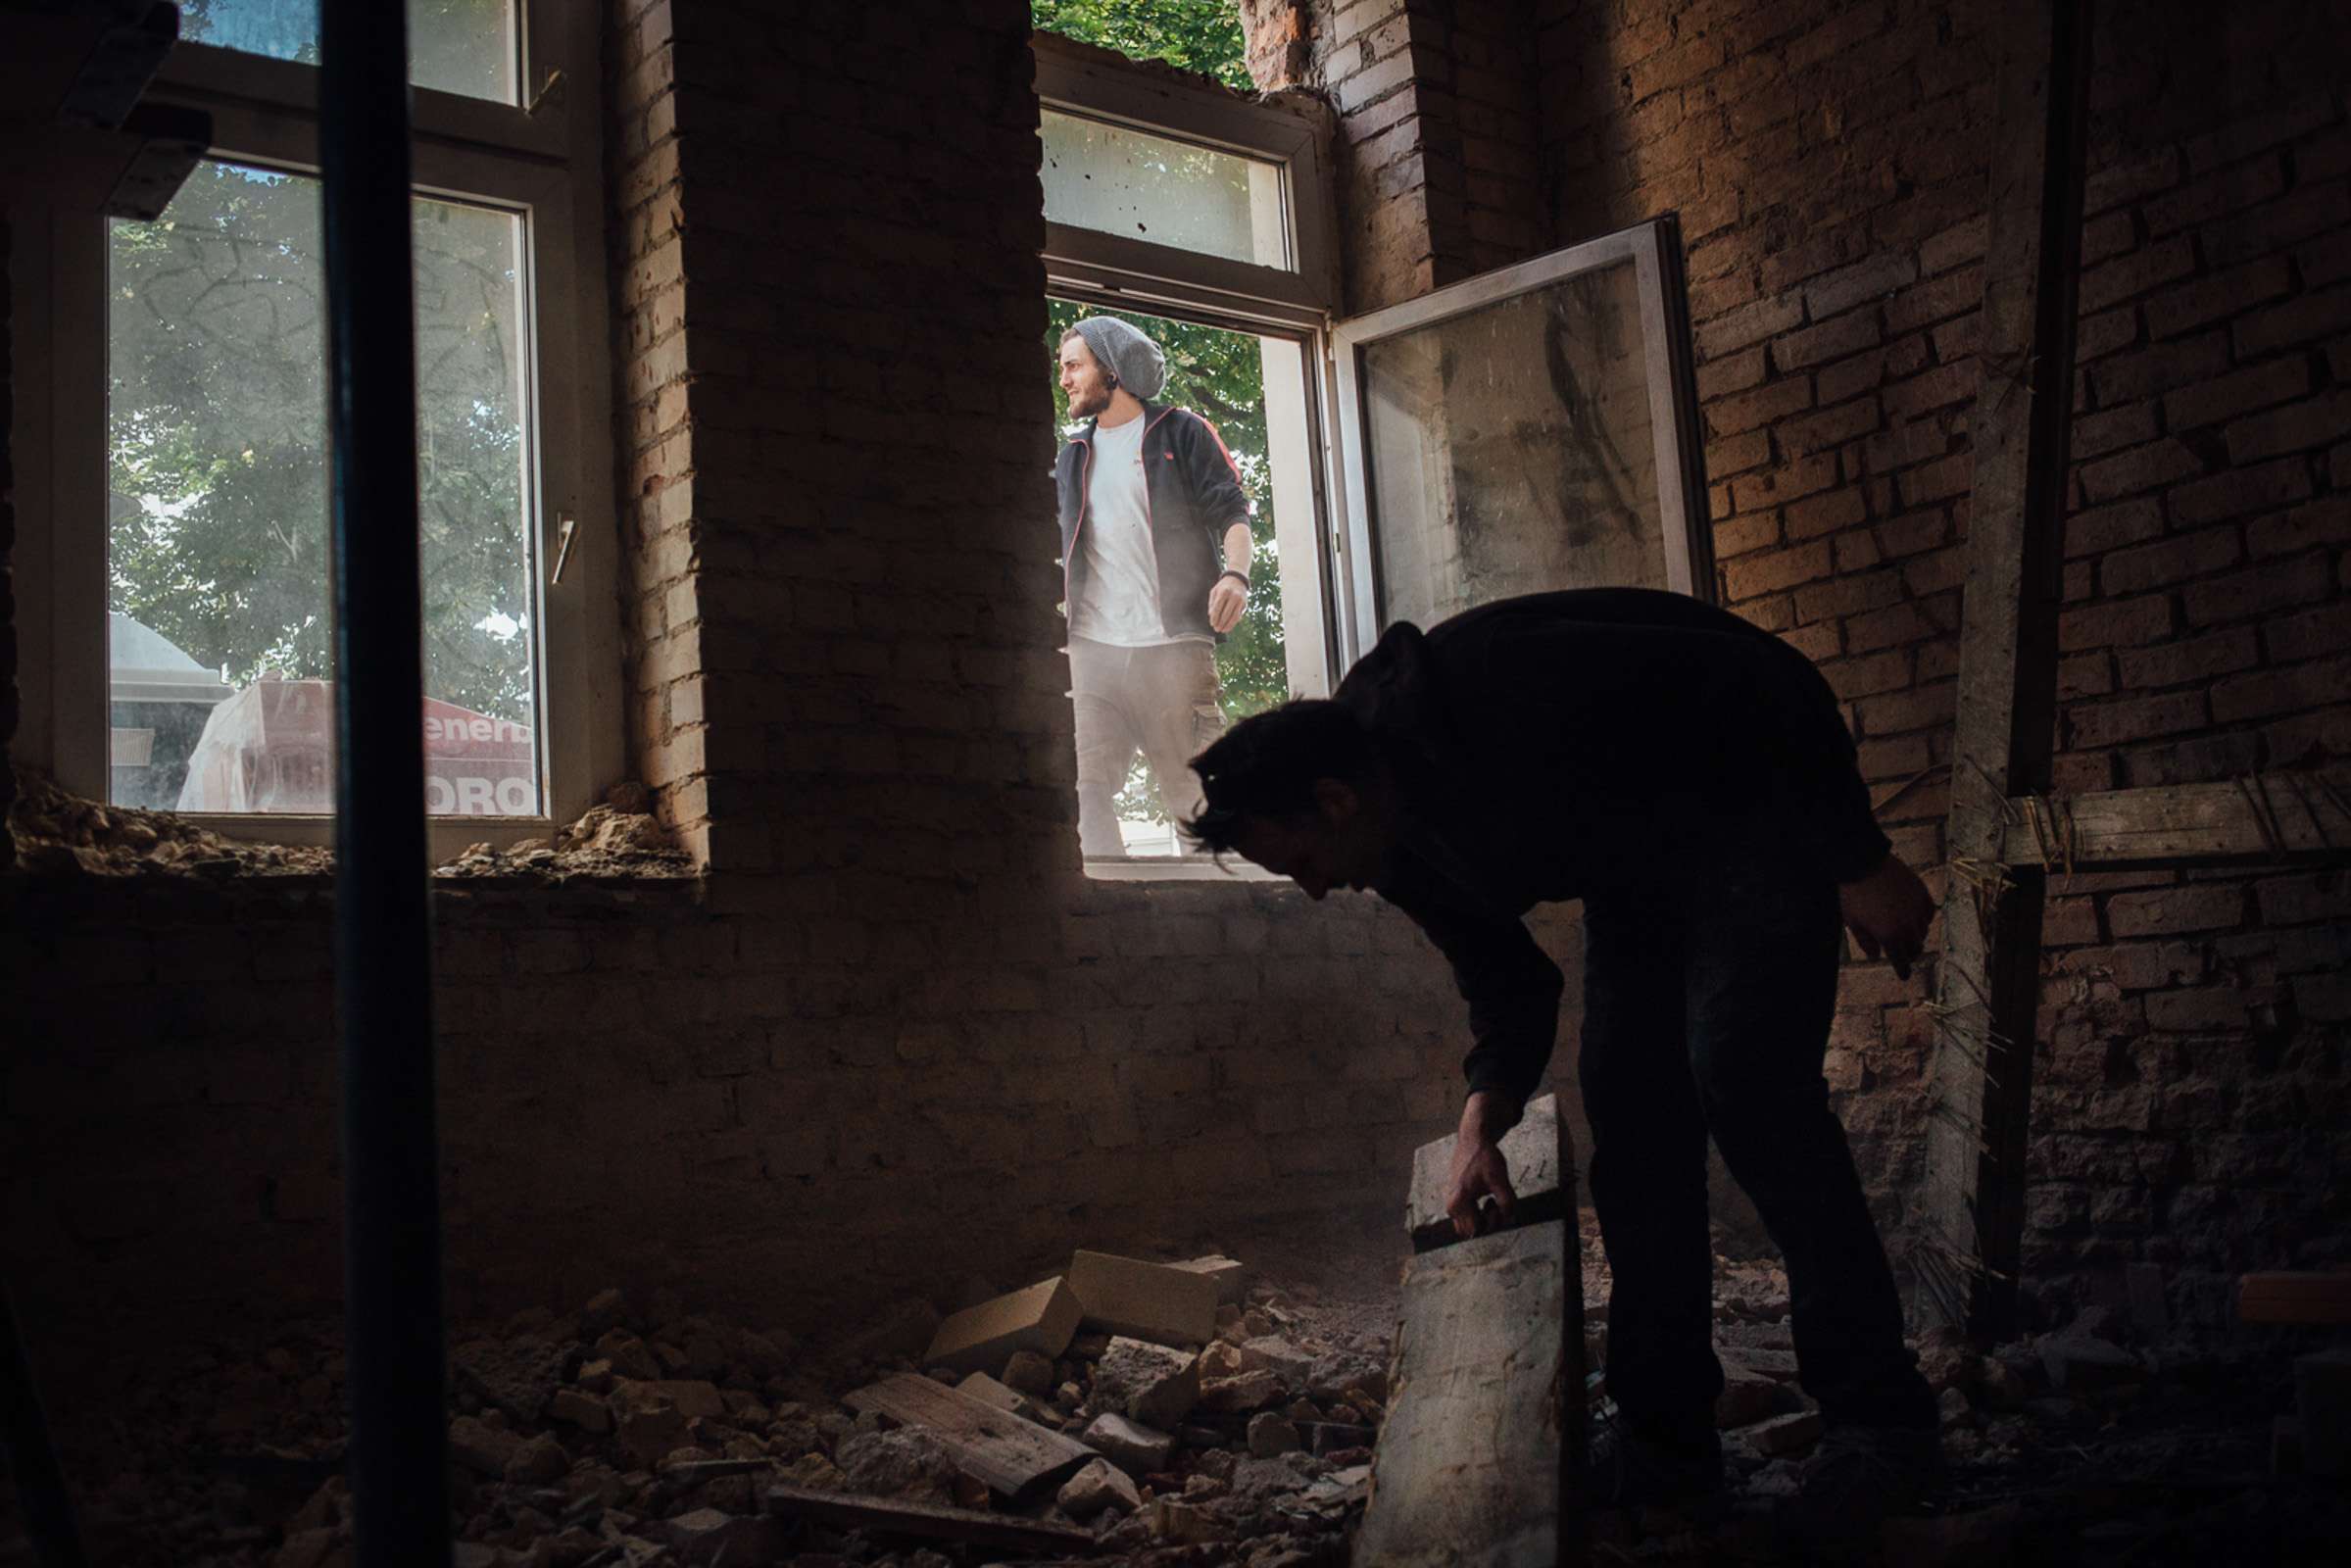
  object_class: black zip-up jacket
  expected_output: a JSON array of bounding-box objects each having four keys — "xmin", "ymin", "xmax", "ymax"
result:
[
  {"xmin": 1335, "ymin": 588, "xmax": 1892, "ymax": 1109},
  {"xmin": 1055, "ymin": 401, "xmax": 1251, "ymax": 642}
]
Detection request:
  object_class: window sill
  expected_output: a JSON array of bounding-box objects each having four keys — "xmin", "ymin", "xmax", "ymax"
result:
[{"xmin": 1083, "ymin": 853, "xmax": 1283, "ymax": 883}]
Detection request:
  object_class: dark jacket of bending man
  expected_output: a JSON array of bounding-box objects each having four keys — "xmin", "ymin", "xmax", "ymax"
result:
[{"xmin": 1185, "ymin": 588, "xmax": 1944, "ymax": 1533}]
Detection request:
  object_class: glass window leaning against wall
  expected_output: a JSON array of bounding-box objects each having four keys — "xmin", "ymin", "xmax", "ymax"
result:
[{"xmin": 107, "ymin": 165, "xmax": 538, "ymax": 816}]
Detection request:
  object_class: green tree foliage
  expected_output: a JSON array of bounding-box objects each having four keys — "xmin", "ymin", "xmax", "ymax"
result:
[
  {"xmin": 1030, "ymin": 0, "xmax": 1251, "ymax": 91},
  {"xmin": 109, "ymin": 162, "xmax": 537, "ymax": 721}
]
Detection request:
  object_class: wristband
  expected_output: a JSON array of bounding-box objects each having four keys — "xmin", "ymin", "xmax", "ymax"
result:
[{"xmin": 1217, "ymin": 569, "xmax": 1251, "ymax": 589}]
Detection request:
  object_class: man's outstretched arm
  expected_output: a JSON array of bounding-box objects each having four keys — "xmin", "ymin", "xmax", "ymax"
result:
[{"xmin": 1207, "ymin": 520, "xmax": 1252, "ymax": 633}]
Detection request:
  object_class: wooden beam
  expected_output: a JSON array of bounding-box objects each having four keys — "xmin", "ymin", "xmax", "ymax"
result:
[
  {"xmin": 1918, "ymin": 0, "xmax": 2095, "ymax": 1346},
  {"xmin": 841, "ymin": 1374, "xmax": 1097, "ymax": 1500},
  {"xmin": 761, "ymin": 1482, "xmax": 1100, "ymax": 1552},
  {"xmin": 1993, "ymin": 775, "xmax": 2351, "ymax": 869}
]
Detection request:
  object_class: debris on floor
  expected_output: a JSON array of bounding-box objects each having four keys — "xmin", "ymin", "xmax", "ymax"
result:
[{"xmin": 2, "ymin": 1224, "xmax": 2343, "ymax": 1566}]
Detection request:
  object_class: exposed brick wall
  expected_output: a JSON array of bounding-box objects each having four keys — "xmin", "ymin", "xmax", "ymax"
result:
[
  {"xmin": 2021, "ymin": 0, "xmax": 2351, "ymax": 1325},
  {"xmin": 1536, "ymin": 0, "xmax": 2002, "ymax": 1257},
  {"xmin": 0, "ymin": 2, "xmax": 1500, "ymax": 1356}
]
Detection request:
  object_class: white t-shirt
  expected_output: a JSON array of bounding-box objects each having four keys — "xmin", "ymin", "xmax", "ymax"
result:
[{"xmin": 1071, "ymin": 415, "xmax": 1194, "ymax": 647}]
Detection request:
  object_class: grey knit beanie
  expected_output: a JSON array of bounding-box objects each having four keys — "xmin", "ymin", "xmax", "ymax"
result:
[{"xmin": 1072, "ymin": 316, "xmax": 1167, "ymax": 402}]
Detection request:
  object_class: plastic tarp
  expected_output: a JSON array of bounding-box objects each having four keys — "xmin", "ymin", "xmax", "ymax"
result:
[{"xmin": 176, "ymin": 677, "xmax": 538, "ymax": 815}]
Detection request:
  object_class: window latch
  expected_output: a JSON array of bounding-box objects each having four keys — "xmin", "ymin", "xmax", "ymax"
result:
[{"xmin": 550, "ymin": 513, "xmax": 578, "ymax": 584}]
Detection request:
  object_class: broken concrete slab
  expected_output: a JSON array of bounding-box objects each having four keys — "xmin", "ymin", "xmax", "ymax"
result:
[
  {"xmin": 665, "ymin": 1507, "xmax": 789, "ymax": 1565},
  {"xmin": 452, "ymin": 1335, "xmax": 572, "ymax": 1424},
  {"xmin": 1748, "ymin": 1410, "xmax": 1824, "ymax": 1455},
  {"xmin": 1238, "ymin": 1336, "xmax": 1312, "ymax": 1381},
  {"xmin": 1079, "ymin": 1410, "xmax": 1175, "ymax": 1476},
  {"xmin": 1001, "ymin": 1348, "xmax": 1054, "ymax": 1397},
  {"xmin": 2040, "ymin": 1337, "xmax": 2139, "ymax": 1392},
  {"xmin": 1065, "ymin": 1250, "xmax": 1219, "ymax": 1348},
  {"xmin": 1171, "ymin": 1254, "xmax": 1249, "ymax": 1306},
  {"xmin": 612, "ymin": 1377, "xmax": 726, "ymax": 1420},
  {"xmin": 923, "ymin": 1277, "xmax": 1082, "ymax": 1375},
  {"xmin": 1056, "ymin": 1454, "xmax": 1141, "ymax": 1516},
  {"xmin": 446, "ymin": 1415, "xmax": 525, "ymax": 1478},
  {"xmin": 1716, "ymin": 1364, "xmax": 1793, "ymax": 1429},
  {"xmin": 1247, "ymin": 1411, "xmax": 1302, "ymax": 1457},
  {"xmin": 592, "ymin": 1329, "xmax": 661, "ymax": 1383},
  {"xmin": 1091, "ymin": 1336, "xmax": 1200, "ymax": 1430},
  {"xmin": 1197, "ymin": 1370, "xmax": 1285, "ymax": 1414},
  {"xmin": 504, "ymin": 1431, "xmax": 571, "ymax": 1487},
  {"xmin": 545, "ymin": 1388, "xmax": 610, "ymax": 1433},
  {"xmin": 1718, "ymin": 1345, "xmax": 1800, "ymax": 1382}
]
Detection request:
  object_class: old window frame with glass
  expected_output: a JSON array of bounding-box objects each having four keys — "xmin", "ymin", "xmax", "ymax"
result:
[
  {"xmin": 7, "ymin": 0, "xmax": 618, "ymax": 856},
  {"xmin": 1327, "ymin": 220, "xmax": 1717, "ymax": 666},
  {"xmin": 1036, "ymin": 34, "xmax": 1345, "ymax": 880}
]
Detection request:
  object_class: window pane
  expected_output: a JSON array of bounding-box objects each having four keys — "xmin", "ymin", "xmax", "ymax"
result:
[
  {"xmin": 1042, "ymin": 110, "xmax": 1288, "ymax": 270},
  {"xmin": 175, "ymin": 0, "xmax": 520, "ymax": 104},
  {"xmin": 108, "ymin": 161, "xmax": 540, "ymax": 817},
  {"xmin": 1360, "ymin": 259, "xmax": 1666, "ymax": 631}
]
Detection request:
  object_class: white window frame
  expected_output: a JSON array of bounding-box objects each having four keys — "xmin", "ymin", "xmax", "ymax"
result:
[
  {"xmin": 7, "ymin": 0, "xmax": 619, "ymax": 858},
  {"xmin": 1327, "ymin": 220, "xmax": 1719, "ymax": 666},
  {"xmin": 1036, "ymin": 35, "xmax": 1351, "ymax": 882}
]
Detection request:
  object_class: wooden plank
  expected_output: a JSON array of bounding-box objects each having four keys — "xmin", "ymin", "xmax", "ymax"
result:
[
  {"xmin": 761, "ymin": 1481, "xmax": 1098, "ymax": 1551},
  {"xmin": 1358, "ymin": 1222, "xmax": 1571, "ymax": 1568},
  {"xmin": 2238, "ymin": 1272, "xmax": 2351, "ymax": 1326},
  {"xmin": 841, "ymin": 1373, "xmax": 1097, "ymax": 1500},
  {"xmin": 1405, "ymin": 1093, "xmax": 1570, "ymax": 1253},
  {"xmin": 1918, "ymin": 0, "xmax": 2094, "ymax": 1346},
  {"xmin": 1995, "ymin": 776, "xmax": 2351, "ymax": 869}
]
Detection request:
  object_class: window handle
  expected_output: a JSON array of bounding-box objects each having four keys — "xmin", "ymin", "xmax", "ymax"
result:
[{"xmin": 550, "ymin": 513, "xmax": 578, "ymax": 584}]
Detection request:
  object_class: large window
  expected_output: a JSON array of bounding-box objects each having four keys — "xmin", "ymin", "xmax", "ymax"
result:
[{"xmin": 10, "ymin": 0, "xmax": 618, "ymax": 849}]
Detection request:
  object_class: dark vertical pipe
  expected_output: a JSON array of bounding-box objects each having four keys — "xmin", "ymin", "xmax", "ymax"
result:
[
  {"xmin": 318, "ymin": 4, "xmax": 450, "ymax": 1564},
  {"xmin": 0, "ymin": 1271, "xmax": 89, "ymax": 1568}
]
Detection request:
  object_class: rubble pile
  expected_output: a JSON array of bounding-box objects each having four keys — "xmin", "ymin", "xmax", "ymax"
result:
[
  {"xmin": 0, "ymin": 1251, "xmax": 1382, "ymax": 1568},
  {"xmin": 5, "ymin": 769, "xmax": 332, "ymax": 877},
  {"xmin": 1600, "ymin": 1250, "xmax": 2351, "ymax": 1565},
  {"xmin": 2, "ymin": 771, "xmax": 690, "ymax": 880},
  {"xmin": 3, "ymin": 1227, "xmax": 2341, "ymax": 1566}
]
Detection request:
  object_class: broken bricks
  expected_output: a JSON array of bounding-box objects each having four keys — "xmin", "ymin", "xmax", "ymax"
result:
[
  {"xmin": 1066, "ymin": 1250, "xmax": 1220, "ymax": 1348},
  {"xmin": 1090, "ymin": 1335, "xmax": 1201, "ymax": 1430},
  {"xmin": 922, "ymin": 1275, "xmax": 1083, "ymax": 1374}
]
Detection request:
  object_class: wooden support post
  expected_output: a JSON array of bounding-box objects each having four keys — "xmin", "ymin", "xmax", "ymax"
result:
[{"xmin": 1916, "ymin": 0, "xmax": 2095, "ymax": 1345}]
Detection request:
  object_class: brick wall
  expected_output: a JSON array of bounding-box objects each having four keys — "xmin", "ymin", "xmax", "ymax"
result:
[
  {"xmin": 0, "ymin": 1, "xmax": 1505, "ymax": 1357},
  {"xmin": 1532, "ymin": 0, "xmax": 2349, "ymax": 1326},
  {"xmin": 2022, "ymin": 0, "xmax": 2351, "ymax": 1324}
]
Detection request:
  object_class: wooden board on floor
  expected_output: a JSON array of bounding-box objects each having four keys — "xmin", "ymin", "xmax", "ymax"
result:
[{"xmin": 842, "ymin": 1372, "xmax": 1096, "ymax": 1499}]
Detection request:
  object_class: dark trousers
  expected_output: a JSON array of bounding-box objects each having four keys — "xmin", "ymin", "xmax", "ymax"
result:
[{"xmin": 1579, "ymin": 819, "xmax": 1935, "ymax": 1453}]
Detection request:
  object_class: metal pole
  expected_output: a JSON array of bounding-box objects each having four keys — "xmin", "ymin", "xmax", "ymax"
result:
[
  {"xmin": 318, "ymin": 3, "xmax": 451, "ymax": 1563},
  {"xmin": 0, "ymin": 1269, "xmax": 89, "ymax": 1568}
]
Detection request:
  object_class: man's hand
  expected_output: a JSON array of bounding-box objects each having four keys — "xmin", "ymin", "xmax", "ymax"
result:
[
  {"xmin": 1207, "ymin": 573, "xmax": 1248, "ymax": 633},
  {"xmin": 1445, "ymin": 1090, "xmax": 1521, "ymax": 1238},
  {"xmin": 1839, "ymin": 852, "xmax": 1935, "ymax": 980}
]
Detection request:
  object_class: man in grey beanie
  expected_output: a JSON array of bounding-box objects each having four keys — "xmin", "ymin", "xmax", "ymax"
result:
[{"xmin": 1053, "ymin": 317, "xmax": 1256, "ymax": 856}]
